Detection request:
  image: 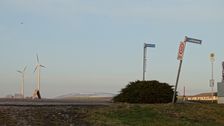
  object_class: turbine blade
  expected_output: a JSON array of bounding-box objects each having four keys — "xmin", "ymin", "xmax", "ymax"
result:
[
  {"xmin": 36, "ymin": 54, "xmax": 39, "ymax": 63},
  {"xmin": 40, "ymin": 65, "xmax": 46, "ymax": 68},
  {"xmin": 17, "ymin": 70, "xmax": 22, "ymax": 73},
  {"xmin": 23, "ymin": 65, "xmax": 27, "ymax": 72},
  {"xmin": 34, "ymin": 66, "xmax": 38, "ymax": 73}
]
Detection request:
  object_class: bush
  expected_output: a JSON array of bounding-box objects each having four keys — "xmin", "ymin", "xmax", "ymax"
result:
[{"xmin": 113, "ymin": 80, "xmax": 176, "ymax": 103}]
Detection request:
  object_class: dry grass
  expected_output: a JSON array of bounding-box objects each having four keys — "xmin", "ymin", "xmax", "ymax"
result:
[
  {"xmin": 1, "ymin": 103, "xmax": 224, "ymax": 126},
  {"xmin": 86, "ymin": 103, "xmax": 224, "ymax": 126}
]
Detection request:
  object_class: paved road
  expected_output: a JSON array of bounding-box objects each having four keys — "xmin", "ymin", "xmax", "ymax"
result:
[{"xmin": 0, "ymin": 98, "xmax": 112, "ymax": 106}]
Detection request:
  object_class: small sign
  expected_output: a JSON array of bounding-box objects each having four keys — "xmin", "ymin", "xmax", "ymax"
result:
[
  {"xmin": 177, "ymin": 42, "xmax": 186, "ymax": 60},
  {"xmin": 210, "ymin": 53, "xmax": 215, "ymax": 62},
  {"xmin": 210, "ymin": 53, "xmax": 215, "ymax": 58},
  {"xmin": 186, "ymin": 37, "xmax": 202, "ymax": 44},
  {"xmin": 210, "ymin": 79, "xmax": 214, "ymax": 87},
  {"xmin": 144, "ymin": 43, "xmax": 156, "ymax": 48}
]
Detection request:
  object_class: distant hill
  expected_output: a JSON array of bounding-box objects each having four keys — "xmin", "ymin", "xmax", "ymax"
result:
[{"xmin": 56, "ymin": 92, "xmax": 116, "ymax": 99}]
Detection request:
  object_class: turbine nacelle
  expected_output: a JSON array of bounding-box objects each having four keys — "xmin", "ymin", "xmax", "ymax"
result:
[
  {"xmin": 34, "ymin": 64, "xmax": 46, "ymax": 73},
  {"xmin": 17, "ymin": 66, "xmax": 27, "ymax": 74},
  {"xmin": 34, "ymin": 55, "xmax": 46, "ymax": 73},
  {"xmin": 17, "ymin": 70, "xmax": 23, "ymax": 74}
]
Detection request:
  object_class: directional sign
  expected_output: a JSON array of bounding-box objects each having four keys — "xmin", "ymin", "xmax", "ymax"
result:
[
  {"xmin": 177, "ymin": 42, "xmax": 186, "ymax": 60},
  {"xmin": 144, "ymin": 43, "xmax": 156, "ymax": 48},
  {"xmin": 186, "ymin": 37, "xmax": 202, "ymax": 44}
]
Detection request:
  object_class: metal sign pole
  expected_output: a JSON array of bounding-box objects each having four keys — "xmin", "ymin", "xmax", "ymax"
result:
[
  {"xmin": 172, "ymin": 41, "xmax": 186, "ymax": 104},
  {"xmin": 209, "ymin": 53, "xmax": 215, "ymax": 103},
  {"xmin": 212, "ymin": 61, "xmax": 214, "ymax": 103},
  {"xmin": 172, "ymin": 36, "xmax": 202, "ymax": 104},
  {"xmin": 143, "ymin": 44, "xmax": 147, "ymax": 81},
  {"xmin": 142, "ymin": 43, "xmax": 156, "ymax": 81},
  {"xmin": 172, "ymin": 59, "xmax": 183, "ymax": 104}
]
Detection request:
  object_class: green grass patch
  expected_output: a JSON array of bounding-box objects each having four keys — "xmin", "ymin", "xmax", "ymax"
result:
[{"xmin": 86, "ymin": 104, "xmax": 224, "ymax": 126}]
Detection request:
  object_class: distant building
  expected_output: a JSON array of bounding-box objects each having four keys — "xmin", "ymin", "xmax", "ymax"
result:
[
  {"xmin": 186, "ymin": 92, "xmax": 217, "ymax": 101},
  {"xmin": 217, "ymin": 61, "xmax": 224, "ymax": 104},
  {"xmin": 217, "ymin": 82, "xmax": 224, "ymax": 104}
]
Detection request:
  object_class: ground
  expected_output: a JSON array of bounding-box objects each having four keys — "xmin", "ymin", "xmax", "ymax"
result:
[
  {"xmin": 0, "ymin": 99, "xmax": 224, "ymax": 126},
  {"xmin": 0, "ymin": 106, "xmax": 89, "ymax": 126}
]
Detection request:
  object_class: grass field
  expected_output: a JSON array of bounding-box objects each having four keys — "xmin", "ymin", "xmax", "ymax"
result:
[
  {"xmin": 1, "ymin": 103, "xmax": 224, "ymax": 126},
  {"xmin": 86, "ymin": 103, "xmax": 224, "ymax": 126}
]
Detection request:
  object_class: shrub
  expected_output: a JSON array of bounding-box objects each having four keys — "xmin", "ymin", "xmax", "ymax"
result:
[{"xmin": 113, "ymin": 80, "xmax": 176, "ymax": 103}]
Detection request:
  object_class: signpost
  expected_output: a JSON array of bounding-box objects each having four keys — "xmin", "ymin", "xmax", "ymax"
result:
[
  {"xmin": 172, "ymin": 36, "xmax": 202, "ymax": 104},
  {"xmin": 210, "ymin": 53, "xmax": 215, "ymax": 102},
  {"xmin": 143, "ymin": 43, "xmax": 156, "ymax": 81}
]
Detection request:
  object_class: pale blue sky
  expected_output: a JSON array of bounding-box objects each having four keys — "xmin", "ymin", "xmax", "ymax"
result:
[{"xmin": 0, "ymin": 0, "xmax": 224, "ymax": 98}]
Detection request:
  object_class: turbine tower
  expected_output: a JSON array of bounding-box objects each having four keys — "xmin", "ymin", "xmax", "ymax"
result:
[
  {"xmin": 17, "ymin": 66, "xmax": 27, "ymax": 98},
  {"xmin": 34, "ymin": 54, "xmax": 45, "ymax": 92}
]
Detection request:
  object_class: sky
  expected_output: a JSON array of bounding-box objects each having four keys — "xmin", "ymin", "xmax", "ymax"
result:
[{"xmin": 0, "ymin": 0, "xmax": 224, "ymax": 98}]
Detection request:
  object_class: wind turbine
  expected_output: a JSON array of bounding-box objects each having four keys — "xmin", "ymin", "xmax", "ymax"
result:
[
  {"xmin": 34, "ymin": 54, "xmax": 46, "ymax": 93},
  {"xmin": 17, "ymin": 65, "xmax": 27, "ymax": 98}
]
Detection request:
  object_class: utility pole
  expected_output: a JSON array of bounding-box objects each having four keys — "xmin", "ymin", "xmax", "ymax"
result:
[
  {"xmin": 143, "ymin": 43, "xmax": 156, "ymax": 81},
  {"xmin": 172, "ymin": 36, "xmax": 202, "ymax": 104}
]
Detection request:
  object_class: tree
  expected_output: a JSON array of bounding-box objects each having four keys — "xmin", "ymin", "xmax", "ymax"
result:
[{"xmin": 113, "ymin": 80, "xmax": 176, "ymax": 103}]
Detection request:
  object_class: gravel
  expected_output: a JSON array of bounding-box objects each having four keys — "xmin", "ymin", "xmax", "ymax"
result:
[
  {"xmin": 0, "ymin": 99, "xmax": 111, "ymax": 126},
  {"xmin": 0, "ymin": 106, "xmax": 91, "ymax": 126}
]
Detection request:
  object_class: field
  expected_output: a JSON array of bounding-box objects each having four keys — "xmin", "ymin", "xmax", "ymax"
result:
[
  {"xmin": 86, "ymin": 103, "xmax": 224, "ymax": 126},
  {"xmin": 0, "ymin": 102, "xmax": 224, "ymax": 126}
]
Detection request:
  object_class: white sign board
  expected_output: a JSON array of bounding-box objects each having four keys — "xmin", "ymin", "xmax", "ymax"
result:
[
  {"xmin": 210, "ymin": 79, "xmax": 214, "ymax": 87},
  {"xmin": 177, "ymin": 42, "xmax": 186, "ymax": 60}
]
